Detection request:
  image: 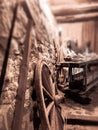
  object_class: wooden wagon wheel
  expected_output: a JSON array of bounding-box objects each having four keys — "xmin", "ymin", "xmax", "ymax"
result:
[{"xmin": 35, "ymin": 60, "xmax": 64, "ymax": 130}]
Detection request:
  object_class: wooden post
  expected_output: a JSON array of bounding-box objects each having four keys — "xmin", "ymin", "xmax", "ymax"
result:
[
  {"xmin": 11, "ymin": 19, "xmax": 32, "ymax": 130},
  {"xmin": 0, "ymin": 3, "xmax": 18, "ymax": 96}
]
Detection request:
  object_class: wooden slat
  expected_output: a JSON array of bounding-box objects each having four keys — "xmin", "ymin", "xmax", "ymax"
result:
[
  {"xmin": 11, "ymin": 19, "xmax": 32, "ymax": 130},
  {"xmin": 51, "ymin": 3, "xmax": 98, "ymax": 16}
]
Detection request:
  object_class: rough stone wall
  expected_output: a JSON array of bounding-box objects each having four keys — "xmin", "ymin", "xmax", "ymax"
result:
[{"xmin": 0, "ymin": 0, "xmax": 57, "ymax": 130}]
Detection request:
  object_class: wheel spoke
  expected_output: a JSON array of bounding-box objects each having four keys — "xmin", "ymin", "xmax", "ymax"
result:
[
  {"xmin": 47, "ymin": 101, "xmax": 54, "ymax": 116},
  {"xmin": 42, "ymin": 67, "xmax": 53, "ymax": 96},
  {"xmin": 42, "ymin": 86, "xmax": 53, "ymax": 100},
  {"xmin": 50, "ymin": 105, "xmax": 56, "ymax": 130},
  {"xmin": 50, "ymin": 105, "xmax": 64, "ymax": 130},
  {"xmin": 51, "ymin": 82, "xmax": 56, "ymax": 97}
]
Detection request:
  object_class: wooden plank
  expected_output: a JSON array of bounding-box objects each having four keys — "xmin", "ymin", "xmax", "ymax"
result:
[
  {"xmin": 11, "ymin": 19, "xmax": 32, "ymax": 130},
  {"xmin": 66, "ymin": 114, "xmax": 98, "ymax": 126},
  {"xmin": 56, "ymin": 12, "xmax": 98, "ymax": 23},
  {"xmin": 52, "ymin": 4, "xmax": 98, "ymax": 16},
  {"xmin": 0, "ymin": 3, "xmax": 18, "ymax": 95}
]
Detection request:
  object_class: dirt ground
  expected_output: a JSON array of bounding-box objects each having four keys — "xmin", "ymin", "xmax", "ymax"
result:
[{"xmin": 61, "ymin": 85, "xmax": 98, "ymax": 130}]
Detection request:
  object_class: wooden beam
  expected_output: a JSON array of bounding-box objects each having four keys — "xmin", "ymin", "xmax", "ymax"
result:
[
  {"xmin": 55, "ymin": 12, "xmax": 98, "ymax": 23},
  {"xmin": 51, "ymin": 4, "xmax": 98, "ymax": 16}
]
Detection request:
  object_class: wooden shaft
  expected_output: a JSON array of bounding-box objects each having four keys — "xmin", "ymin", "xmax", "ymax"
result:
[
  {"xmin": 11, "ymin": 19, "xmax": 32, "ymax": 130},
  {"xmin": 0, "ymin": 3, "xmax": 18, "ymax": 95},
  {"xmin": 21, "ymin": 0, "xmax": 35, "ymax": 25}
]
